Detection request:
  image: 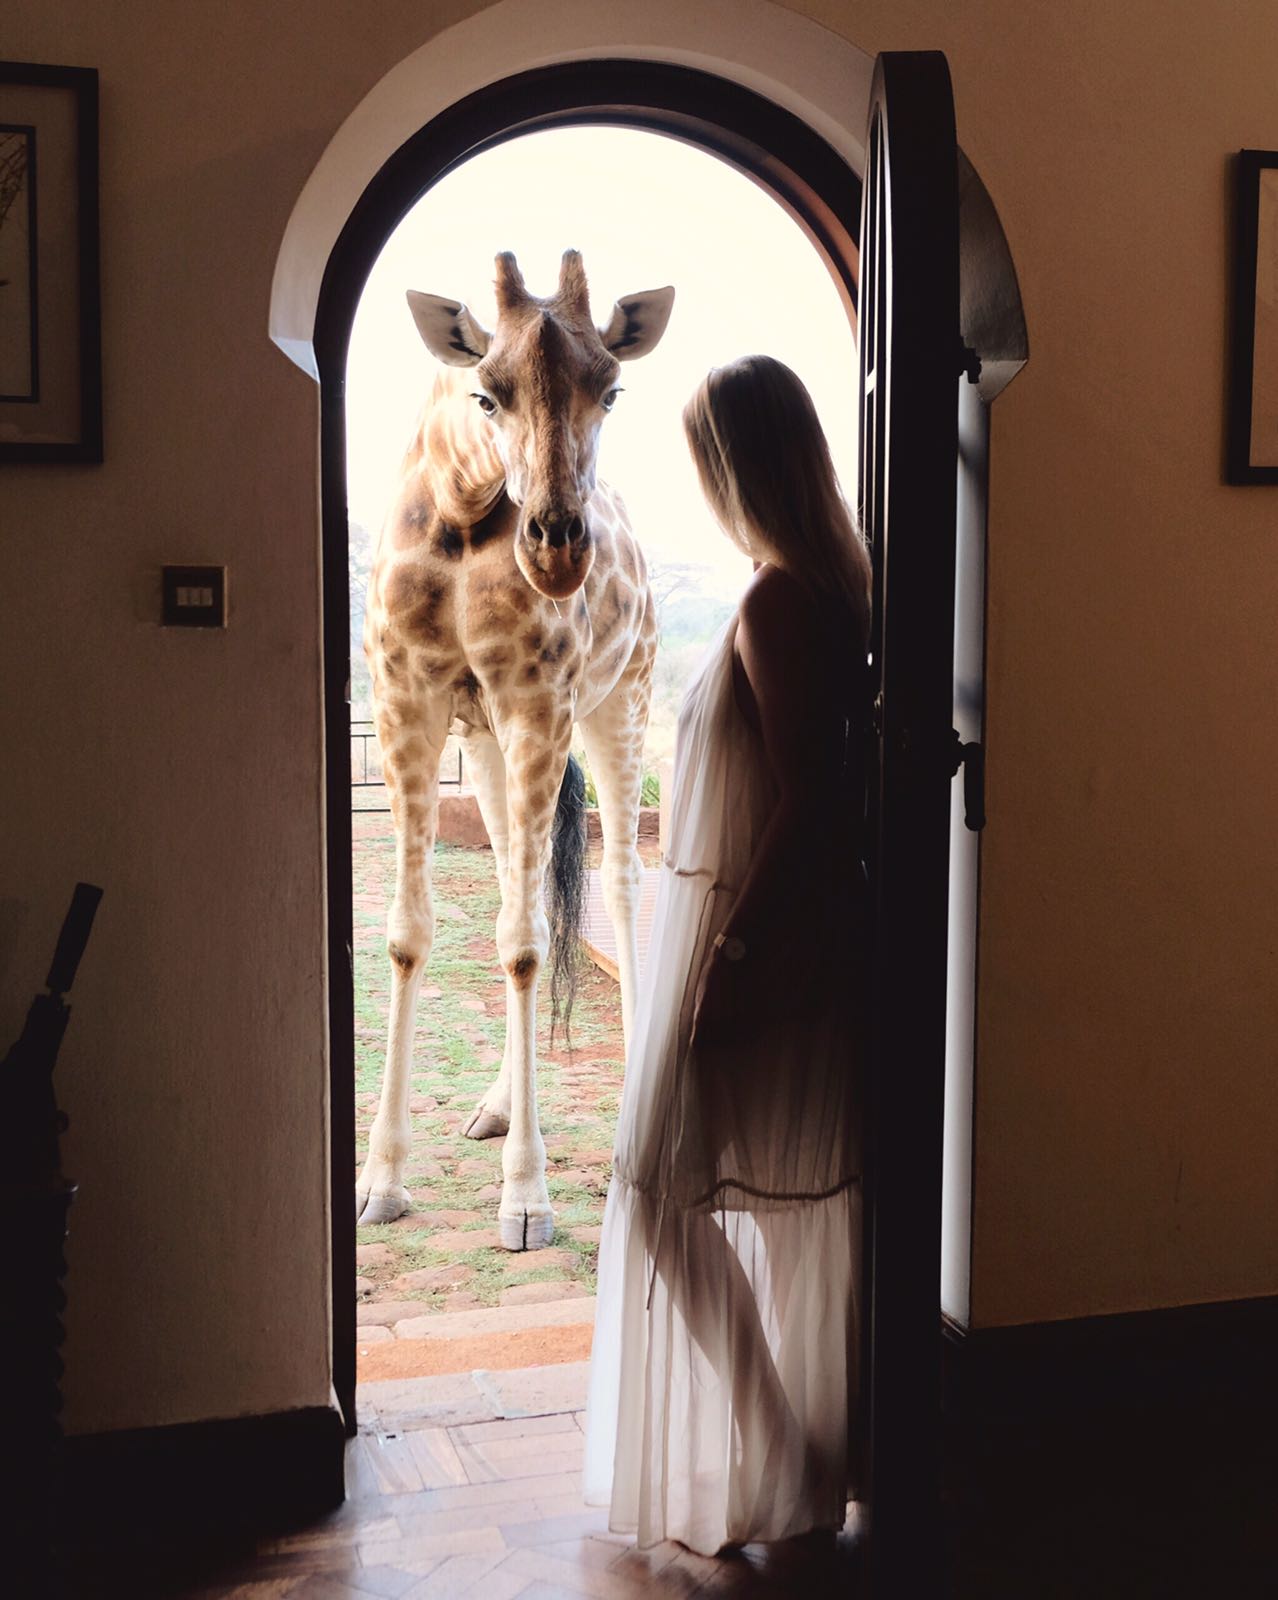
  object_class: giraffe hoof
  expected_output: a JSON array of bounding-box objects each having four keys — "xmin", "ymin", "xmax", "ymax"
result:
[
  {"xmin": 356, "ymin": 1187, "xmax": 410, "ymax": 1225},
  {"xmin": 462, "ymin": 1101, "xmax": 510, "ymax": 1141},
  {"xmin": 498, "ymin": 1206, "xmax": 555, "ymax": 1251}
]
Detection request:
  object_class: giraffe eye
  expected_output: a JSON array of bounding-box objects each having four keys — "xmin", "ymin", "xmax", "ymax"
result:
[
  {"xmin": 471, "ymin": 393, "xmax": 497, "ymax": 416},
  {"xmin": 601, "ymin": 387, "xmax": 622, "ymax": 412}
]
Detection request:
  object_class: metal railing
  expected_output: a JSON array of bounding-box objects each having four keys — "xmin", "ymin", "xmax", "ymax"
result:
[{"xmin": 351, "ymin": 721, "xmax": 464, "ymax": 814}]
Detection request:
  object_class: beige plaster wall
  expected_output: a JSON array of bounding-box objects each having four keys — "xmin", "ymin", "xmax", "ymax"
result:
[
  {"xmin": 1, "ymin": 0, "xmax": 472, "ymax": 1435},
  {"xmin": 2, "ymin": 0, "xmax": 1274, "ymax": 1434},
  {"xmin": 822, "ymin": 0, "xmax": 1278, "ymax": 1325}
]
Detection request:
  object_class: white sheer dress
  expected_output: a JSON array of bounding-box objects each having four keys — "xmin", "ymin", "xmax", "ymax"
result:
[{"xmin": 584, "ymin": 614, "xmax": 864, "ymax": 1555}]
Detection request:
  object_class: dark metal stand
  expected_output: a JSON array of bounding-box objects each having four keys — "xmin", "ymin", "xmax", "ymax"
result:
[{"xmin": 2, "ymin": 883, "xmax": 102, "ymax": 1597}]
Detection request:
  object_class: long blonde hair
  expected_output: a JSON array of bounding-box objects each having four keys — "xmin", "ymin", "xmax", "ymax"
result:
[{"xmin": 682, "ymin": 355, "xmax": 870, "ymax": 643}]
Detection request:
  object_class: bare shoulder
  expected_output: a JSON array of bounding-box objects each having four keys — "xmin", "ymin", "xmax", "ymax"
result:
[{"xmin": 737, "ymin": 564, "xmax": 822, "ymax": 655}]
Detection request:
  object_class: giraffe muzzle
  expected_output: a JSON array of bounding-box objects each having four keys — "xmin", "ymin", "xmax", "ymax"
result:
[{"xmin": 515, "ymin": 510, "xmax": 595, "ymax": 598}]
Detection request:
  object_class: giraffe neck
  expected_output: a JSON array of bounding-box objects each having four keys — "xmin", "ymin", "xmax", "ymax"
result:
[{"xmin": 416, "ymin": 369, "xmax": 506, "ymax": 526}]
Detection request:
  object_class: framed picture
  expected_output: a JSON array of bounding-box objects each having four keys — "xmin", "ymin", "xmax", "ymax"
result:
[
  {"xmin": 0, "ymin": 62, "xmax": 100, "ymax": 463},
  {"xmin": 1228, "ymin": 149, "xmax": 1278, "ymax": 484}
]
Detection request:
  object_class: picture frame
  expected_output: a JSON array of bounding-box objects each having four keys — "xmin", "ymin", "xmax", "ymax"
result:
[
  {"xmin": 1227, "ymin": 149, "xmax": 1278, "ymax": 484},
  {"xmin": 0, "ymin": 62, "xmax": 101, "ymax": 464}
]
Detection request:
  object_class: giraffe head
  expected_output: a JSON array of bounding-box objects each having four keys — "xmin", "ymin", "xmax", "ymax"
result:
[{"xmin": 407, "ymin": 251, "xmax": 674, "ymax": 600}]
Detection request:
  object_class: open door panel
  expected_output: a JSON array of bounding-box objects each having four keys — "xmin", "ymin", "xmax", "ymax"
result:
[{"xmin": 858, "ymin": 48, "xmax": 961, "ymax": 1585}]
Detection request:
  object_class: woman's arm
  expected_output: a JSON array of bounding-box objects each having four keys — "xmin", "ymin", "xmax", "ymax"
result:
[{"xmin": 693, "ymin": 565, "xmax": 857, "ymax": 1041}]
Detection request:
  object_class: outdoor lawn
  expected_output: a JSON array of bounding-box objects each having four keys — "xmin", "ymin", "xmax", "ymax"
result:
[{"xmin": 352, "ymin": 812, "xmax": 629, "ymax": 1336}]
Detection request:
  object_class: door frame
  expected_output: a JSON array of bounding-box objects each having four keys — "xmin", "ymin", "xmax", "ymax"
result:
[{"xmin": 313, "ymin": 57, "xmax": 865, "ymax": 1434}]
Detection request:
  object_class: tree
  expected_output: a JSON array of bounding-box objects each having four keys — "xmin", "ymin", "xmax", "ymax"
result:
[{"xmin": 645, "ymin": 558, "xmax": 707, "ymax": 622}]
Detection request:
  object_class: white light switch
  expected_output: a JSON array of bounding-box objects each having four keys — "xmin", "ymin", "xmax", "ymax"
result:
[{"xmin": 162, "ymin": 566, "xmax": 226, "ymax": 627}]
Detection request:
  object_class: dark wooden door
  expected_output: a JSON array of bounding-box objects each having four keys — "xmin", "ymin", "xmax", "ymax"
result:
[{"xmin": 858, "ymin": 50, "xmax": 961, "ymax": 1588}]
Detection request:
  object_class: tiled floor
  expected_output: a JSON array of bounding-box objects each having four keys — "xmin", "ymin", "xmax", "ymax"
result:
[{"xmin": 173, "ymin": 1363, "xmax": 864, "ymax": 1599}]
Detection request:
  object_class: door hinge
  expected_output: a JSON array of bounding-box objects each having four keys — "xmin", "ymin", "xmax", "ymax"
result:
[{"xmin": 949, "ymin": 730, "xmax": 986, "ymax": 831}]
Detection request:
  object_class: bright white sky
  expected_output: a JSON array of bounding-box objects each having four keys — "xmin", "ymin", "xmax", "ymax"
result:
[{"xmin": 345, "ymin": 125, "xmax": 857, "ymax": 599}]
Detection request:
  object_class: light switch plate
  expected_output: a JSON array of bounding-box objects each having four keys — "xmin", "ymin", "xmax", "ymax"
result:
[{"xmin": 162, "ymin": 565, "xmax": 226, "ymax": 627}]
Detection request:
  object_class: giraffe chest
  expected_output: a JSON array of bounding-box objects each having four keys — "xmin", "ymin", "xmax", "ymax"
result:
[
  {"xmin": 368, "ymin": 487, "xmax": 648, "ymax": 731},
  {"xmin": 370, "ymin": 541, "xmax": 588, "ymax": 724}
]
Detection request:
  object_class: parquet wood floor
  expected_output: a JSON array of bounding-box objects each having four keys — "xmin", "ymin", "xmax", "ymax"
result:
[
  {"xmin": 66, "ymin": 1371, "xmax": 1267, "ymax": 1596},
  {"xmin": 168, "ymin": 1405, "xmax": 864, "ymax": 1599}
]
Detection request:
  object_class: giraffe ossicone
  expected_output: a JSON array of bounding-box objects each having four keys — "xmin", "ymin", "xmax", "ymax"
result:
[{"xmin": 357, "ymin": 250, "xmax": 673, "ymax": 1249}]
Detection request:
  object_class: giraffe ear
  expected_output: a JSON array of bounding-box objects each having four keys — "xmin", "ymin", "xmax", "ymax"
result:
[
  {"xmin": 599, "ymin": 286, "xmax": 675, "ymax": 361},
  {"xmin": 407, "ymin": 291, "xmax": 492, "ymax": 367}
]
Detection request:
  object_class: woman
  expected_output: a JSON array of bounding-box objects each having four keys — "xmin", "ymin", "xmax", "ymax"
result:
[{"xmin": 584, "ymin": 355, "xmax": 873, "ymax": 1556}]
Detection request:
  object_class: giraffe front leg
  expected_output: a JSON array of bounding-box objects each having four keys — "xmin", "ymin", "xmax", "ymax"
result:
[
  {"xmin": 456, "ymin": 727, "xmax": 514, "ymax": 1141},
  {"xmin": 357, "ymin": 704, "xmax": 449, "ymax": 1224},
  {"xmin": 493, "ymin": 713, "xmax": 570, "ymax": 1249}
]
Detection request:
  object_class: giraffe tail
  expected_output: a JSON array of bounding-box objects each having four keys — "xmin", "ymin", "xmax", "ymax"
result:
[{"xmin": 546, "ymin": 752, "xmax": 587, "ymax": 1049}]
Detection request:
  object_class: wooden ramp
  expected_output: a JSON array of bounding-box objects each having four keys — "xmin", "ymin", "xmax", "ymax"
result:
[{"xmin": 582, "ymin": 866, "xmax": 660, "ymax": 980}]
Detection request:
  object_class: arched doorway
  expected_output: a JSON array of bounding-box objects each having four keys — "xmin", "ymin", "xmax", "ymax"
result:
[
  {"xmin": 305, "ymin": 56, "xmax": 868, "ymax": 1431},
  {"xmin": 271, "ymin": 24, "xmax": 1026, "ymax": 1566}
]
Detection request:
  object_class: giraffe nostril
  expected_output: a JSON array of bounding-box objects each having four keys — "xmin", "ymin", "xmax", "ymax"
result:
[{"xmin": 530, "ymin": 513, "xmax": 584, "ymax": 550}]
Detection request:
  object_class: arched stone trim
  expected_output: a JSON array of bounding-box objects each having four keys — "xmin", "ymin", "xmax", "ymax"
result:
[
  {"xmin": 269, "ymin": 0, "xmax": 874, "ymax": 376},
  {"xmin": 313, "ymin": 60, "xmax": 867, "ymax": 384},
  {"xmin": 958, "ymin": 152, "xmax": 1029, "ymax": 401}
]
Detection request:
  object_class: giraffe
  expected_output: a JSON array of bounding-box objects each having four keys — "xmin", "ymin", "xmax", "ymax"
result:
[{"xmin": 356, "ymin": 250, "xmax": 673, "ymax": 1248}]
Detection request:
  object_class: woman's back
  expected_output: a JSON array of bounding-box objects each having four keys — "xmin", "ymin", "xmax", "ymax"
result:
[{"xmin": 616, "ymin": 586, "xmax": 865, "ymax": 1204}]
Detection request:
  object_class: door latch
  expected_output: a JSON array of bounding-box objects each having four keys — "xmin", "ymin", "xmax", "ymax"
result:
[{"xmin": 891, "ymin": 722, "xmax": 987, "ymax": 831}]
